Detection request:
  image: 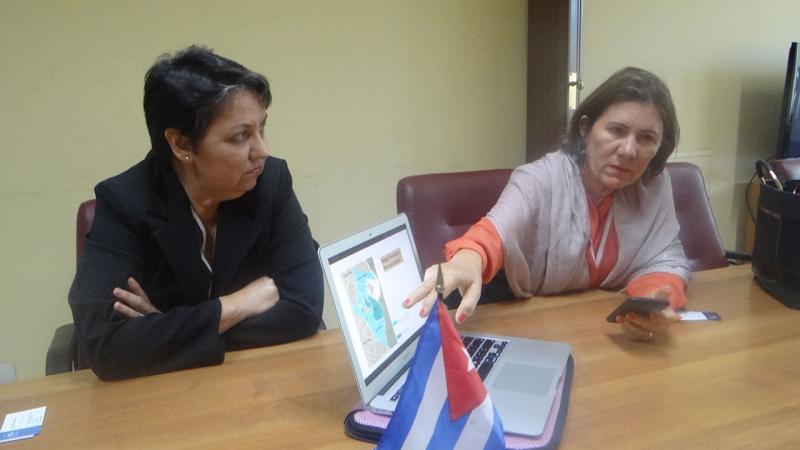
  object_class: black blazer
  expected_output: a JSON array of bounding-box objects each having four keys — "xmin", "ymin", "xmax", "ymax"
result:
[{"xmin": 69, "ymin": 152, "xmax": 323, "ymax": 380}]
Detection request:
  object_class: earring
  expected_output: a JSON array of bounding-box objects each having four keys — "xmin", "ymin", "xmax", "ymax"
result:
[{"xmin": 184, "ymin": 155, "xmax": 191, "ymax": 163}]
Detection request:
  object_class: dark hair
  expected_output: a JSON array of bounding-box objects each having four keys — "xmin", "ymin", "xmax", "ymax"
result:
[
  {"xmin": 143, "ymin": 45, "xmax": 271, "ymax": 164},
  {"xmin": 563, "ymin": 67, "xmax": 679, "ymax": 178}
]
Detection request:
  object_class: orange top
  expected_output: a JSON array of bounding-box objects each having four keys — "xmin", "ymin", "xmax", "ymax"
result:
[
  {"xmin": 443, "ymin": 198, "xmax": 686, "ymax": 309},
  {"xmin": 585, "ymin": 195, "xmax": 618, "ymax": 287}
]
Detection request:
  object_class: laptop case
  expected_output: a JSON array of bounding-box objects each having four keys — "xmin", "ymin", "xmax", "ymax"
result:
[{"xmin": 344, "ymin": 354, "xmax": 574, "ymax": 450}]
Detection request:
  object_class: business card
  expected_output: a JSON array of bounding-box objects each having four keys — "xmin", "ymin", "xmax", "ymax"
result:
[
  {"xmin": 679, "ymin": 311, "xmax": 721, "ymax": 321},
  {"xmin": 0, "ymin": 406, "xmax": 46, "ymax": 443}
]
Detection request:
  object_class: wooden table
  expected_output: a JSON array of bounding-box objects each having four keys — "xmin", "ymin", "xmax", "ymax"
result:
[{"xmin": 2, "ymin": 265, "xmax": 799, "ymax": 449}]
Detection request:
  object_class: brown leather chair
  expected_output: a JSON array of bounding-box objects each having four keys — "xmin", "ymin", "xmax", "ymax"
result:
[
  {"xmin": 75, "ymin": 200, "xmax": 96, "ymax": 264},
  {"xmin": 665, "ymin": 162, "xmax": 728, "ymax": 272},
  {"xmin": 396, "ymin": 162, "xmax": 727, "ymax": 276},
  {"xmin": 46, "ymin": 199, "xmax": 95, "ymax": 374},
  {"xmin": 396, "ymin": 169, "xmax": 512, "ymax": 271}
]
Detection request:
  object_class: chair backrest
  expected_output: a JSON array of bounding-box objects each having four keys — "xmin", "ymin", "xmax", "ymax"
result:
[
  {"xmin": 771, "ymin": 157, "xmax": 800, "ymax": 181},
  {"xmin": 76, "ymin": 199, "xmax": 97, "ymax": 265},
  {"xmin": 664, "ymin": 162, "xmax": 728, "ymax": 271},
  {"xmin": 396, "ymin": 169, "xmax": 512, "ymax": 270},
  {"xmin": 396, "ymin": 163, "xmax": 727, "ymax": 275},
  {"xmin": 73, "ymin": 199, "xmax": 96, "ymax": 371}
]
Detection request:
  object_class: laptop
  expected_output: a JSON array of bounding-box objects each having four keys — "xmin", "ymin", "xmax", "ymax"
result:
[{"xmin": 318, "ymin": 214, "xmax": 571, "ymax": 437}]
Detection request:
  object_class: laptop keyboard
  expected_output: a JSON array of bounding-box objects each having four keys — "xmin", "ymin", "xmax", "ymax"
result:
[
  {"xmin": 462, "ymin": 336, "xmax": 509, "ymax": 381},
  {"xmin": 390, "ymin": 387, "xmax": 403, "ymax": 401},
  {"xmin": 389, "ymin": 335, "xmax": 509, "ymax": 402}
]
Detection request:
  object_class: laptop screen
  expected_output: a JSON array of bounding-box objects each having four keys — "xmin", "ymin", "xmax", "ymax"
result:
[{"xmin": 326, "ymin": 223, "xmax": 427, "ymax": 384}]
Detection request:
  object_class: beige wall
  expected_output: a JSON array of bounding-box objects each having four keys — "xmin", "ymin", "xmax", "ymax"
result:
[
  {"xmin": 0, "ymin": 1, "xmax": 528, "ymax": 380},
  {"xmin": 582, "ymin": 0, "xmax": 800, "ymax": 251}
]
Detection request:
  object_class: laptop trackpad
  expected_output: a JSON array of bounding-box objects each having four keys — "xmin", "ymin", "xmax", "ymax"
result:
[
  {"xmin": 491, "ymin": 362, "xmax": 556, "ymax": 396},
  {"xmin": 489, "ymin": 362, "xmax": 560, "ymax": 436}
]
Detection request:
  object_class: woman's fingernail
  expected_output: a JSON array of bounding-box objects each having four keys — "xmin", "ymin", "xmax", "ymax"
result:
[
  {"xmin": 457, "ymin": 313, "xmax": 466, "ymax": 323},
  {"xmin": 419, "ymin": 307, "xmax": 426, "ymax": 317},
  {"xmin": 626, "ymin": 313, "xmax": 636, "ymax": 321},
  {"xmin": 402, "ymin": 299, "xmax": 410, "ymax": 307}
]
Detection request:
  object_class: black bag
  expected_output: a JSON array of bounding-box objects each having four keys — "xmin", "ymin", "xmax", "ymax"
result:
[{"xmin": 752, "ymin": 160, "xmax": 800, "ymax": 308}]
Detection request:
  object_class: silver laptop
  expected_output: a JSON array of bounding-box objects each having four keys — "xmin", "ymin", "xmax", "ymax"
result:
[{"xmin": 318, "ymin": 214, "xmax": 571, "ymax": 437}]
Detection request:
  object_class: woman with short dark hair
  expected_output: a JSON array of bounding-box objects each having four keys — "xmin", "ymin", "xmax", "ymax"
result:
[
  {"xmin": 407, "ymin": 67, "xmax": 690, "ymax": 342},
  {"xmin": 69, "ymin": 46, "xmax": 323, "ymax": 380}
]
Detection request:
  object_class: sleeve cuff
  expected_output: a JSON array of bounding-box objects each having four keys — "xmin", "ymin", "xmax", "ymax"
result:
[{"xmin": 443, "ymin": 218, "xmax": 504, "ymax": 283}]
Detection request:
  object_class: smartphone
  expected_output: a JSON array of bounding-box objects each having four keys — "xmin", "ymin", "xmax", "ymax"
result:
[{"xmin": 606, "ymin": 297, "xmax": 670, "ymax": 323}]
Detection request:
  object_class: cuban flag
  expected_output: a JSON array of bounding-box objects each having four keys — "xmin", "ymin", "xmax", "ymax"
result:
[{"xmin": 376, "ymin": 301, "xmax": 506, "ymax": 450}]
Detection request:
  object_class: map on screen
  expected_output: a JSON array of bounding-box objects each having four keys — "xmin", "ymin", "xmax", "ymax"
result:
[
  {"xmin": 328, "ymin": 226, "xmax": 426, "ymax": 380},
  {"xmin": 343, "ymin": 258, "xmax": 398, "ymax": 366}
]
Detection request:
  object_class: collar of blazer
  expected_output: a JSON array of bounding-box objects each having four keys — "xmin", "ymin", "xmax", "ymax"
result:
[{"xmin": 144, "ymin": 154, "xmax": 265, "ymax": 299}]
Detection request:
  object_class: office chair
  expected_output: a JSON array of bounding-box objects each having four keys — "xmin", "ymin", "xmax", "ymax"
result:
[
  {"xmin": 46, "ymin": 199, "xmax": 95, "ymax": 375},
  {"xmin": 396, "ymin": 169, "xmax": 512, "ymax": 271},
  {"xmin": 396, "ymin": 162, "xmax": 728, "ymax": 275},
  {"xmin": 664, "ymin": 162, "xmax": 729, "ymax": 271},
  {"xmin": 396, "ymin": 169, "xmax": 513, "ymax": 307}
]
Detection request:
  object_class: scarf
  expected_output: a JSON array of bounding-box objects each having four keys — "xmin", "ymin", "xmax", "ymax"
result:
[{"xmin": 487, "ymin": 150, "xmax": 691, "ymax": 297}]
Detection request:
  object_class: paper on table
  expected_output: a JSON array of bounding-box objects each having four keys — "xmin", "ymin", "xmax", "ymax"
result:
[
  {"xmin": 679, "ymin": 311, "xmax": 721, "ymax": 321},
  {"xmin": 0, "ymin": 406, "xmax": 46, "ymax": 443}
]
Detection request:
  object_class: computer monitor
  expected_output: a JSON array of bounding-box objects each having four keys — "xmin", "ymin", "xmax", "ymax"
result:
[{"xmin": 777, "ymin": 42, "xmax": 800, "ymax": 158}]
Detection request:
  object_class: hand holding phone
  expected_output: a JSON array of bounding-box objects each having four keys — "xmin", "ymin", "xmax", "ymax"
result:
[{"xmin": 606, "ymin": 297, "xmax": 670, "ymax": 323}]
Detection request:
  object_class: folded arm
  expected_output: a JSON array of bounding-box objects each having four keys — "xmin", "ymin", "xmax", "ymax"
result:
[
  {"xmin": 221, "ymin": 163, "xmax": 323, "ymax": 350},
  {"xmin": 69, "ymin": 194, "xmax": 226, "ymax": 381}
]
